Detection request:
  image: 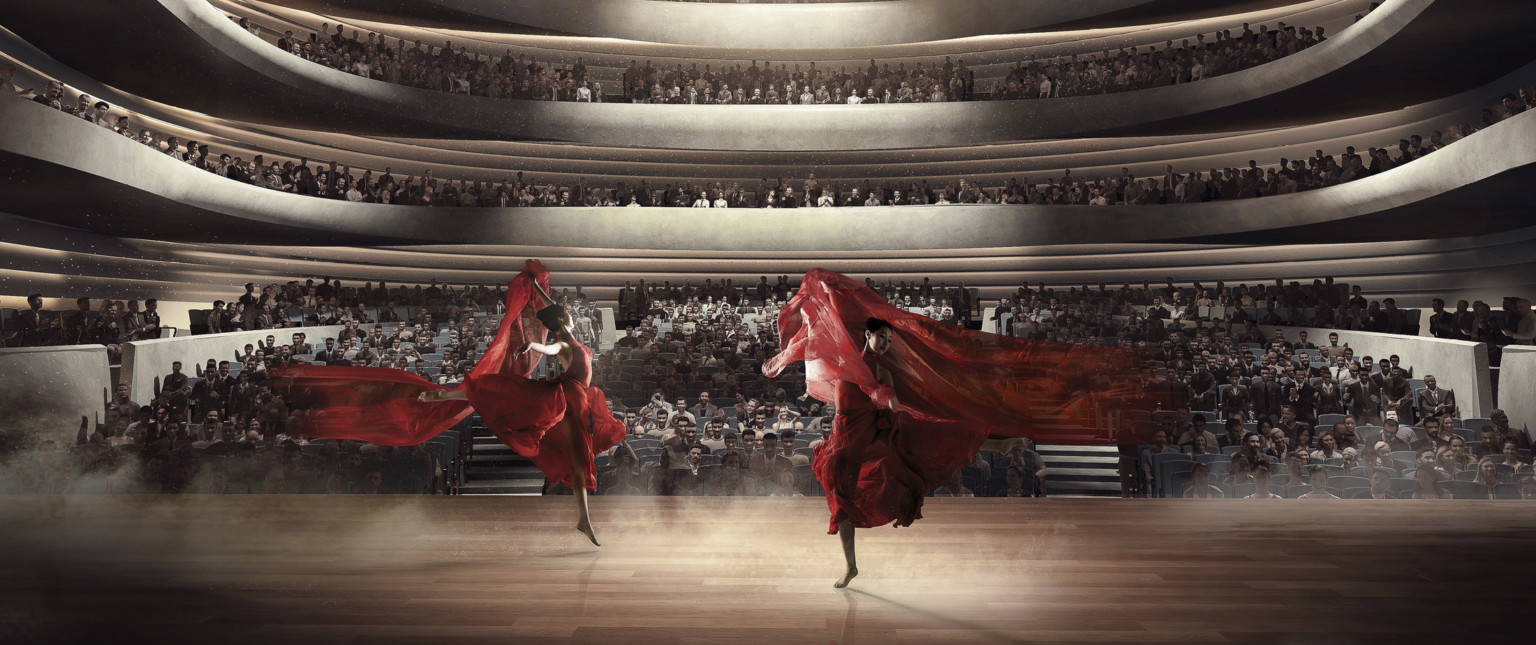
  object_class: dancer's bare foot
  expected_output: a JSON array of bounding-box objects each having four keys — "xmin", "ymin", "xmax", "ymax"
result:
[
  {"xmin": 833, "ymin": 567, "xmax": 859, "ymax": 589},
  {"xmin": 417, "ymin": 390, "xmax": 446, "ymax": 403},
  {"xmin": 576, "ymin": 520, "xmax": 600, "ymax": 547}
]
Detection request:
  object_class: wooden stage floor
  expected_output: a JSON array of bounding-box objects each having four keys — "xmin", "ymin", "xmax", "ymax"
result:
[{"xmin": 1, "ymin": 496, "xmax": 1532, "ymax": 645}]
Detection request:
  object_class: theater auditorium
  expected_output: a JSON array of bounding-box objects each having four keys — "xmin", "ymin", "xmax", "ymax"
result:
[{"xmin": 1, "ymin": 0, "xmax": 1534, "ymax": 643}]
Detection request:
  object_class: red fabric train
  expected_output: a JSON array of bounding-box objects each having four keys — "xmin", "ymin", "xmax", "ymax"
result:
[
  {"xmin": 764, "ymin": 269, "xmax": 1164, "ymax": 532},
  {"xmin": 271, "ymin": 261, "xmax": 624, "ymax": 491}
]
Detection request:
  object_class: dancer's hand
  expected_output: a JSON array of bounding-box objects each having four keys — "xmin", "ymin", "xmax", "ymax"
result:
[{"xmin": 516, "ymin": 342, "xmax": 532, "ymax": 354}]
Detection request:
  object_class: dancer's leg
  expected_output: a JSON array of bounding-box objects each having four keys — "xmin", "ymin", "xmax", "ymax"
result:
[
  {"xmin": 417, "ymin": 389, "xmax": 468, "ymax": 403},
  {"xmin": 568, "ymin": 420, "xmax": 599, "ymax": 547},
  {"xmin": 833, "ymin": 518, "xmax": 858, "ymax": 588}
]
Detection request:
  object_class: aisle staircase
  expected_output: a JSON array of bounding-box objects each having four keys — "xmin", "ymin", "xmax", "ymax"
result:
[
  {"xmin": 461, "ymin": 423, "xmax": 546, "ymax": 495},
  {"xmin": 1034, "ymin": 445, "xmax": 1123, "ymax": 497}
]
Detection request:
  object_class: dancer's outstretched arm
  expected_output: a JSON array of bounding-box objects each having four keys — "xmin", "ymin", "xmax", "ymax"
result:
[
  {"xmin": 418, "ymin": 389, "xmax": 469, "ymax": 403},
  {"xmin": 519, "ymin": 342, "xmax": 563, "ymax": 356}
]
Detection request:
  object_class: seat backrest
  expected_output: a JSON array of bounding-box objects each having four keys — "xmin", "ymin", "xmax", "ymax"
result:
[
  {"xmin": 1443, "ymin": 480, "xmax": 1493, "ymax": 499},
  {"xmin": 1330, "ymin": 475, "xmax": 1371, "ymax": 490}
]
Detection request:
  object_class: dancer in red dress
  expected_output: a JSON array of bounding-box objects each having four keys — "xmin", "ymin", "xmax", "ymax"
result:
[
  {"xmin": 273, "ymin": 260, "xmax": 623, "ymax": 545},
  {"xmin": 763, "ymin": 269, "xmax": 1160, "ymax": 587}
]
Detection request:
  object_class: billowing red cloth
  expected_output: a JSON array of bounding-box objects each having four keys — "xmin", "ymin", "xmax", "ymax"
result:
[
  {"xmin": 273, "ymin": 260, "xmax": 623, "ymax": 490},
  {"xmin": 764, "ymin": 269, "xmax": 1160, "ymax": 531}
]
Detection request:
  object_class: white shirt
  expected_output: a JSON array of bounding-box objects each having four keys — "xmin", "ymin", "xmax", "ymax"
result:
[
  {"xmin": 712, "ymin": 198, "xmax": 728, "ymax": 208},
  {"xmin": 1298, "ymin": 491, "xmax": 1339, "ymax": 499},
  {"xmin": 1512, "ymin": 311, "xmax": 1536, "ymax": 343}
]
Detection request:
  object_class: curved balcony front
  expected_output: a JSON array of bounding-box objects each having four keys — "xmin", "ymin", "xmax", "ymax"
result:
[
  {"xmin": 8, "ymin": 45, "xmax": 1516, "ymax": 188},
  {"xmin": 4, "ymin": 211, "xmax": 1534, "ymax": 309},
  {"xmin": 3, "ymin": 95, "xmax": 1535, "ymax": 253},
  {"xmin": 258, "ymin": 0, "xmax": 1289, "ymax": 49},
  {"xmin": 5, "ymin": 0, "xmax": 1534, "ymax": 150}
]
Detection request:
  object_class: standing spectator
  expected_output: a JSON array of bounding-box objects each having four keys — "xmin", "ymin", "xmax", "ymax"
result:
[
  {"xmin": 1133, "ymin": 429, "xmax": 1177, "ymax": 498},
  {"xmin": 1004, "ymin": 438, "xmax": 1047, "ymax": 497}
]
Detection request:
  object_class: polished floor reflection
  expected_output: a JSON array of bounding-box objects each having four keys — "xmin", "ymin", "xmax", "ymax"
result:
[{"xmin": 1, "ymin": 496, "xmax": 1530, "ymax": 644}]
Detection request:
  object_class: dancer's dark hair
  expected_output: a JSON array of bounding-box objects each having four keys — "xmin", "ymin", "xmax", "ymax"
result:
[
  {"xmin": 536, "ymin": 305, "xmax": 567, "ymax": 332},
  {"xmin": 865, "ymin": 317, "xmax": 892, "ymax": 333}
]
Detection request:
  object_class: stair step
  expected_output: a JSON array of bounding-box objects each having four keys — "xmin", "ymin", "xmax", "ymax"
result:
[
  {"xmin": 466, "ymin": 466, "xmax": 544, "ymax": 480},
  {"xmin": 461, "ymin": 480, "xmax": 543, "ymax": 495},
  {"xmin": 1039, "ymin": 455, "xmax": 1120, "ymax": 466},
  {"xmin": 1047, "ymin": 481, "xmax": 1124, "ymax": 492},
  {"xmin": 1039, "ymin": 466, "xmax": 1119, "ymax": 477},
  {"xmin": 1036, "ymin": 444, "xmax": 1120, "ymax": 451}
]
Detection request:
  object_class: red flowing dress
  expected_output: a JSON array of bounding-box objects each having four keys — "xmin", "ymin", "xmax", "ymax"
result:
[
  {"xmin": 272, "ymin": 261, "xmax": 624, "ymax": 491},
  {"xmin": 763, "ymin": 269, "xmax": 1162, "ymax": 533}
]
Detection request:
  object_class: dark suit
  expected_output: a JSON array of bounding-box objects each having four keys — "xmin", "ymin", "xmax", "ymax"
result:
[
  {"xmin": 1344, "ymin": 377, "xmax": 1382, "ymax": 425},
  {"xmin": 1315, "ymin": 382, "xmax": 1343, "ymax": 415},
  {"xmin": 1251, "ymin": 380, "xmax": 1284, "ymax": 424},
  {"xmin": 314, "ymin": 348, "xmax": 344, "ymax": 365},
  {"xmin": 1188, "ymin": 371, "xmax": 1217, "ymax": 410},
  {"xmin": 1284, "ymin": 380, "xmax": 1318, "ymax": 424},
  {"xmin": 1380, "ymin": 376, "xmax": 1413, "ymax": 422},
  {"xmin": 747, "ymin": 452, "xmax": 792, "ymax": 483},
  {"xmin": 192, "ymin": 375, "xmax": 230, "ymax": 416},
  {"xmin": 617, "ymin": 287, "xmax": 634, "ymax": 318},
  {"xmin": 1221, "ymin": 383, "xmax": 1250, "ymax": 419},
  {"xmin": 1416, "ymin": 387, "xmax": 1456, "ymax": 422},
  {"xmin": 15, "ymin": 309, "xmax": 46, "ymax": 346}
]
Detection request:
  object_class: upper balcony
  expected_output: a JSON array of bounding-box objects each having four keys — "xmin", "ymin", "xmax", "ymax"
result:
[
  {"xmin": 4, "ymin": 0, "xmax": 1533, "ymax": 151},
  {"xmin": 4, "ymin": 91, "xmax": 1535, "ymax": 252},
  {"xmin": 259, "ymin": 0, "xmax": 1313, "ymax": 49}
]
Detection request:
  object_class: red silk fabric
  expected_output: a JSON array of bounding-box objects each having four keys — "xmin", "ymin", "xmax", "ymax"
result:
[
  {"xmin": 764, "ymin": 269, "xmax": 1159, "ymax": 531},
  {"xmin": 273, "ymin": 260, "xmax": 623, "ymax": 490}
]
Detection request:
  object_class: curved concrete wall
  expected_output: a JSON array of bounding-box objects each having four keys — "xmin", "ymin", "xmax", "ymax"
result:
[
  {"xmin": 13, "ymin": 0, "xmax": 1536, "ymax": 151},
  {"xmin": 5, "ymin": 95, "xmax": 1536, "ymax": 251},
  {"xmin": 121, "ymin": 325, "xmax": 345, "ymax": 404},
  {"xmin": 266, "ymin": 0, "xmax": 1159, "ymax": 49},
  {"xmin": 1252, "ymin": 325, "xmax": 1492, "ymax": 419},
  {"xmin": 1497, "ymin": 346, "xmax": 1536, "ymax": 445}
]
